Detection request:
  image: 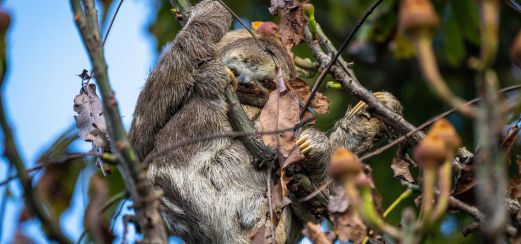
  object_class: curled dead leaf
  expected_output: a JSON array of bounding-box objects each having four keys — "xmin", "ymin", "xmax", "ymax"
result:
[
  {"xmin": 74, "ymin": 84, "xmax": 108, "ymax": 149},
  {"xmin": 278, "ymin": 0, "xmax": 308, "ymax": 49},
  {"xmin": 391, "ymin": 156, "xmax": 414, "ymax": 183},
  {"xmin": 74, "ymin": 83, "xmax": 110, "ymax": 175}
]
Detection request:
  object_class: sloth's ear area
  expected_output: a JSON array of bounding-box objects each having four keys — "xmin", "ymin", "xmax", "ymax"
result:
[
  {"xmin": 252, "ymin": 21, "xmax": 279, "ymax": 38},
  {"xmin": 251, "ymin": 21, "xmax": 264, "ymax": 30}
]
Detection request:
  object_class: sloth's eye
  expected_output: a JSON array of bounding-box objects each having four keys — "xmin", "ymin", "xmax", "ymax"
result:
[{"xmin": 259, "ymin": 79, "xmax": 276, "ymax": 90}]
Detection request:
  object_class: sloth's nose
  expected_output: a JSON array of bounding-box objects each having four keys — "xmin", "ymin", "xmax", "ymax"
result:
[{"xmin": 237, "ymin": 74, "xmax": 254, "ymax": 87}]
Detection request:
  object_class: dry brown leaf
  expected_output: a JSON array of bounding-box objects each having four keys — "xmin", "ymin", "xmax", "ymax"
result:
[
  {"xmin": 303, "ymin": 222, "xmax": 331, "ymax": 244},
  {"xmin": 328, "ymin": 184, "xmax": 350, "ymax": 213},
  {"xmin": 510, "ymin": 177, "xmax": 521, "ymax": 200},
  {"xmin": 510, "ymin": 177, "xmax": 521, "ymax": 224},
  {"xmin": 391, "ymin": 156, "xmax": 414, "ymax": 183},
  {"xmin": 259, "ymin": 86, "xmax": 300, "ymax": 158},
  {"xmin": 287, "ymin": 78, "xmax": 329, "ymax": 124},
  {"xmin": 250, "ymin": 226, "xmax": 273, "ymax": 244},
  {"xmin": 35, "ymin": 159, "xmax": 84, "ymax": 220},
  {"xmin": 282, "ymin": 145, "xmax": 305, "ymax": 169},
  {"xmin": 85, "ymin": 175, "xmax": 115, "ymax": 243},
  {"xmin": 331, "ymin": 207, "xmax": 367, "ymax": 243},
  {"xmin": 278, "ymin": 0, "xmax": 308, "ymax": 49},
  {"xmin": 453, "ymin": 161, "xmax": 476, "ymax": 196}
]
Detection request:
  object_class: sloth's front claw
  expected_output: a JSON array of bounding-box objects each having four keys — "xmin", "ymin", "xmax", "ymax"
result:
[
  {"xmin": 346, "ymin": 92, "xmax": 387, "ymax": 119},
  {"xmin": 296, "ymin": 134, "xmax": 312, "ymax": 155}
]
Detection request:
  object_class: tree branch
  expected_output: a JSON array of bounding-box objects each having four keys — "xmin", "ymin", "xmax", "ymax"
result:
[
  {"xmin": 449, "ymin": 197, "xmax": 516, "ymax": 237},
  {"xmin": 0, "ymin": 26, "xmax": 72, "ymax": 244},
  {"xmin": 70, "ymin": 0, "xmax": 167, "ymax": 242}
]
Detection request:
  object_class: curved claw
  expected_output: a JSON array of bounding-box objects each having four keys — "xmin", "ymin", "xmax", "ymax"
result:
[
  {"xmin": 346, "ymin": 92, "xmax": 387, "ymax": 119},
  {"xmin": 225, "ymin": 66, "xmax": 238, "ymax": 90},
  {"xmin": 296, "ymin": 134, "xmax": 312, "ymax": 155}
]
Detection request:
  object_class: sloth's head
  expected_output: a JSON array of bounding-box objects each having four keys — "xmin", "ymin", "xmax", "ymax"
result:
[{"xmin": 218, "ymin": 26, "xmax": 294, "ymax": 107}]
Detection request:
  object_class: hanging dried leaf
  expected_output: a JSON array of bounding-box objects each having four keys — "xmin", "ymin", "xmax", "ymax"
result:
[
  {"xmin": 259, "ymin": 75, "xmax": 300, "ymax": 158},
  {"xmin": 303, "ymin": 222, "xmax": 331, "ymax": 244},
  {"xmin": 391, "ymin": 156, "xmax": 414, "ymax": 183},
  {"xmin": 268, "ymin": 172, "xmax": 291, "ymax": 234},
  {"xmin": 278, "ymin": 0, "xmax": 308, "ymax": 49},
  {"xmin": 74, "ymin": 83, "xmax": 110, "ymax": 174},
  {"xmin": 74, "ymin": 84, "xmax": 108, "ymax": 148}
]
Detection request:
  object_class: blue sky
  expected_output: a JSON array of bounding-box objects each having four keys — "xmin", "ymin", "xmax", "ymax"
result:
[{"xmin": 0, "ymin": 0, "xmax": 158, "ymax": 242}]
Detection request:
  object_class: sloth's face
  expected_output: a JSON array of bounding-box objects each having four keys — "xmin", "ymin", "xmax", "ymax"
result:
[{"xmin": 222, "ymin": 49, "xmax": 278, "ymax": 108}]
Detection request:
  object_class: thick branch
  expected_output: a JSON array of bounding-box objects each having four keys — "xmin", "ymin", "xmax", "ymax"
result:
[
  {"xmin": 70, "ymin": 0, "xmax": 167, "ymax": 242},
  {"xmin": 305, "ymin": 26, "xmax": 474, "ymax": 174}
]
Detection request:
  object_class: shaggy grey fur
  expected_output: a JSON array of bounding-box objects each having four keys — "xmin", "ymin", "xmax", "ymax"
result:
[{"xmin": 128, "ymin": 1, "xmax": 402, "ymax": 243}]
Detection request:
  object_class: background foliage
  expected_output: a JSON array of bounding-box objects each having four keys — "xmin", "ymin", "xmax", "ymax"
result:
[{"xmin": 1, "ymin": 0, "xmax": 520, "ymax": 243}]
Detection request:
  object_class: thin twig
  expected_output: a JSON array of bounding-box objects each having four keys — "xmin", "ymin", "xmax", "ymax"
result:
[
  {"xmin": 85, "ymin": 0, "xmax": 125, "ymax": 83},
  {"xmin": 0, "ymin": 152, "xmax": 100, "ymax": 187},
  {"xmin": 449, "ymin": 197, "xmax": 517, "ymax": 237},
  {"xmin": 299, "ymin": 86, "xmax": 521, "ymax": 205},
  {"xmin": 161, "ymin": 117, "xmax": 314, "ymax": 155},
  {"xmin": 110, "ymin": 198, "xmax": 129, "ymax": 231},
  {"xmin": 360, "ymin": 84, "xmax": 521, "ymax": 161},
  {"xmin": 474, "ymin": 1, "xmax": 506, "ymax": 241},
  {"xmin": 102, "ymin": 0, "xmax": 124, "ymax": 46},
  {"xmin": 215, "ymin": 0, "xmax": 263, "ymax": 51}
]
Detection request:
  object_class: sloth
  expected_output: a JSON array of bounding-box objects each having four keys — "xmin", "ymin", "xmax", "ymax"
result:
[{"xmin": 128, "ymin": 1, "xmax": 402, "ymax": 243}]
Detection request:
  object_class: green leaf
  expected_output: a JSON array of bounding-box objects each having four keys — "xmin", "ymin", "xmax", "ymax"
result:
[
  {"xmin": 449, "ymin": 0, "xmax": 480, "ymax": 46},
  {"xmin": 34, "ymin": 126, "xmax": 87, "ymax": 221},
  {"xmin": 441, "ymin": 5, "xmax": 466, "ymax": 67},
  {"xmin": 148, "ymin": 1, "xmax": 182, "ymax": 53}
]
